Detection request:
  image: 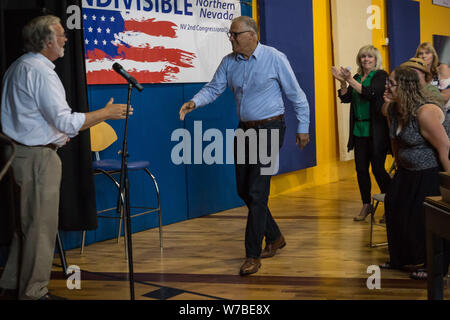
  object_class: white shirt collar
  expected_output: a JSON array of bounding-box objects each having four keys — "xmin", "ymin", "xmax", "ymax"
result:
[{"xmin": 27, "ymin": 52, "xmax": 56, "ymax": 70}]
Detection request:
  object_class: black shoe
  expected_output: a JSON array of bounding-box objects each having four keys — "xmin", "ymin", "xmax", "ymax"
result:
[
  {"xmin": 38, "ymin": 293, "xmax": 67, "ymax": 300},
  {"xmin": 0, "ymin": 288, "xmax": 18, "ymax": 300}
]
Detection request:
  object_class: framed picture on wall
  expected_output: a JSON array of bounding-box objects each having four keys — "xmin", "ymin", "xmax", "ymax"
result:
[
  {"xmin": 433, "ymin": 35, "xmax": 450, "ymax": 66},
  {"xmin": 432, "ymin": 0, "xmax": 450, "ymax": 9}
]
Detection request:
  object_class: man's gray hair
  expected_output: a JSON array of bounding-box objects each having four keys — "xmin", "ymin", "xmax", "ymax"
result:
[
  {"xmin": 22, "ymin": 15, "xmax": 61, "ymax": 53},
  {"xmin": 232, "ymin": 16, "xmax": 258, "ymax": 36}
]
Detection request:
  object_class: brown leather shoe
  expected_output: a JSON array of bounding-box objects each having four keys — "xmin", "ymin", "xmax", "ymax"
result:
[
  {"xmin": 261, "ymin": 235, "xmax": 286, "ymax": 258},
  {"xmin": 239, "ymin": 258, "xmax": 261, "ymax": 276}
]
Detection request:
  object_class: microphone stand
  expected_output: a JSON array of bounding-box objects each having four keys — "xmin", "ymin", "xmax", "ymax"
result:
[{"xmin": 117, "ymin": 83, "xmax": 135, "ymax": 300}]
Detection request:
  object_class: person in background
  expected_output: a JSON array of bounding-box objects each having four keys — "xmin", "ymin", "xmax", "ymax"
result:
[
  {"xmin": 0, "ymin": 15, "xmax": 131, "ymax": 300},
  {"xmin": 380, "ymin": 57, "xmax": 446, "ymax": 225},
  {"xmin": 415, "ymin": 42, "xmax": 440, "ymax": 88},
  {"xmin": 399, "ymin": 57, "xmax": 444, "ymax": 108},
  {"xmin": 437, "ymin": 61, "xmax": 450, "ymax": 112},
  {"xmin": 331, "ymin": 45, "xmax": 391, "ymax": 222},
  {"xmin": 380, "ymin": 66, "xmax": 450, "ymax": 280}
]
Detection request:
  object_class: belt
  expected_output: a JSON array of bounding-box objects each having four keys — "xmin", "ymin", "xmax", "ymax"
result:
[
  {"xmin": 241, "ymin": 114, "xmax": 284, "ymax": 128},
  {"xmin": 41, "ymin": 143, "xmax": 58, "ymax": 150},
  {"xmin": 11, "ymin": 139, "xmax": 58, "ymax": 151}
]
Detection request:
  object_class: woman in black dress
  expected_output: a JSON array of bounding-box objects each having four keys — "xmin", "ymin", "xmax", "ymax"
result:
[{"xmin": 382, "ymin": 66, "xmax": 450, "ymax": 279}]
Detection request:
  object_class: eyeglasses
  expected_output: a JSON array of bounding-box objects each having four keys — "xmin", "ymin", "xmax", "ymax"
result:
[
  {"xmin": 387, "ymin": 80, "xmax": 398, "ymax": 88},
  {"xmin": 227, "ymin": 30, "xmax": 252, "ymax": 38}
]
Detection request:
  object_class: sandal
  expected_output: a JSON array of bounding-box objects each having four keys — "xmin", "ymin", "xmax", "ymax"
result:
[
  {"xmin": 353, "ymin": 204, "xmax": 373, "ymax": 222},
  {"xmin": 410, "ymin": 268, "xmax": 427, "ymax": 280}
]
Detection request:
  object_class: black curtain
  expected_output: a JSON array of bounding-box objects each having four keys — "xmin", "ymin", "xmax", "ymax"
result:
[{"xmin": 0, "ymin": 0, "xmax": 97, "ymax": 247}]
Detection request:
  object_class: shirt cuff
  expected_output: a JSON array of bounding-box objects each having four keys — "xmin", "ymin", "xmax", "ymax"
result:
[
  {"xmin": 297, "ymin": 123, "xmax": 309, "ymax": 134},
  {"xmin": 191, "ymin": 96, "xmax": 203, "ymax": 109},
  {"xmin": 69, "ymin": 112, "xmax": 86, "ymax": 138},
  {"xmin": 191, "ymin": 97, "xmax": 201, "ymax": 109}
]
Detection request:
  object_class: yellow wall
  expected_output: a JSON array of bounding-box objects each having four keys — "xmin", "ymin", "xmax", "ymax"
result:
[
  {"xmin": 267, "ymin": 0, "xmax": 449, "ymax": 197},
  {"xmin": 270, "ymin": 0, "xmax": 355, "ymax": 196},
  {"xmin": 372, "ymin": 0, "xmax": 394, "ymax": 168},
  {"xmin": 252, "ymin": 0, "xmax": 258, "ymax": 27},
  {"xmin": 417, "ymin": 0, "xmax": 450, "ymax": 43},
  {"xmin": 372, "ymin": 0, "xmax": 390, "ymax": 72}
]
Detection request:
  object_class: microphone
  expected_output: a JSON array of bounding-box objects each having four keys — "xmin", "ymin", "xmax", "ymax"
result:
[{"xmin": 112, "ymin": 63, "xmax": 144, "ymax": 92}]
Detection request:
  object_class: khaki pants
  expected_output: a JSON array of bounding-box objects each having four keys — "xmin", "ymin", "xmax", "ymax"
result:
[{"xmin": 0, "ymin": 145, "xmax": 61, "ymax": 300}]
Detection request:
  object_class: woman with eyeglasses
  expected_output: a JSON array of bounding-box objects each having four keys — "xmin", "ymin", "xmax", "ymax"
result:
[
  {"xmin": 381, "ymin": 66, "xmax": 450, "ymax": 280},
  {"xmin": 331, "ymin": 45, "xmax": 391, "ymax": 222}
]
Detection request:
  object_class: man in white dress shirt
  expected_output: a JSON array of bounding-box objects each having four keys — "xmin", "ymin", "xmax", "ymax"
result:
[{"xmin": 0, "ymin": 15, "xmax": 131, "ymax": 300}]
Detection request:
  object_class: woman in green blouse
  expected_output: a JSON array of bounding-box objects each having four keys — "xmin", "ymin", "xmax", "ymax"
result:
[{"xmin": 332, "ymin": 45, "xmax": 391, "ymax": 221}]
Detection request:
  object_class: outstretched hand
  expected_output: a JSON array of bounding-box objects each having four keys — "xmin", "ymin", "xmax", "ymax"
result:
[
  {"xmin": 104, "ymin": 98, "xmax": 133, "ymax": 120},
  {"xmin": 179, "ymin": 101, "xmax": 196, "ymax": 120}
]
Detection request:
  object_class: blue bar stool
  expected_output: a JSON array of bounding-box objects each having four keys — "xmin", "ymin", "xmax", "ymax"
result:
[{"xmin": 80, "ymin": 122, "xmax": 162, "ymax": 254}]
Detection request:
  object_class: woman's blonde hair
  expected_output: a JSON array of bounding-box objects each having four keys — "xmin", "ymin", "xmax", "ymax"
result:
[
  {"xmin": 356, "ymin": 45, "xmax": 383, "ymax": 75},
  {"xmin": 415, "ymin": 42, "xmax": 439, "ymax": 80}
]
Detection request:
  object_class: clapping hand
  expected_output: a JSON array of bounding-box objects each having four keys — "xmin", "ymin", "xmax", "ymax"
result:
[
  {"xmin": 331, "ymin": 66, "xmax": 345, "ymax": 82},
  {"xmin": 339, "ymin": 67, "xmax": 352, "ymax": 81}
]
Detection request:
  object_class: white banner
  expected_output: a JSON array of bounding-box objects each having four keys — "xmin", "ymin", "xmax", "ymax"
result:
[{"xmin": 82, "ymin": 0, "xmax": 241, "ymax": 84}]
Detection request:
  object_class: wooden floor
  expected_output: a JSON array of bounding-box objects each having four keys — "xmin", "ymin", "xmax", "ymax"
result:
[{"xmin": 48, "ymin": 176, "xmax": 449, "ymax": 300}]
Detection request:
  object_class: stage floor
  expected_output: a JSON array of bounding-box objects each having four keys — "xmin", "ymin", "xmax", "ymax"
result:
[{"xmin": 49, "ymin": 176, "xmax": 449, "ymax": 300}]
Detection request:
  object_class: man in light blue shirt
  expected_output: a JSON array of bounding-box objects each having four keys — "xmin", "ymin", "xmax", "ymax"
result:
[{"xmin": 179, "ymin": 16, "xmax": 310, "ymax": 276}]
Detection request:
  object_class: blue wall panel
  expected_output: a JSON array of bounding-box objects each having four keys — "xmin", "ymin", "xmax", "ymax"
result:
[
  {"xmin": 60, "ymin": 4, "xmax": 254, "ymax": 250},
  {"xmin": 61, "ymin": 83, "xmax": 190, "ymax": 250},
  {"xmin": 386, "ymin": 0, "xmax": 421, "ymax": 70},
  {"xmin": 183, "ymin": 85, "xmax": 244, "ymax": 219},
  {"xmin": 258, "ymin": 0, "xmax": 317, "ymax": 174}
]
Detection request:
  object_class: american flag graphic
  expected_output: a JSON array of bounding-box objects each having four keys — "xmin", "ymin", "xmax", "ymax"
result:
[{"xmin": 83, "ymin": 8, "xmax": 196, "ymax": 84}]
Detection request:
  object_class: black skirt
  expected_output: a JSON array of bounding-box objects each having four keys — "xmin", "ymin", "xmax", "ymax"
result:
[{"xmin": 384, "ymin": 166, "xmax": 440, "ymax": 267}]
